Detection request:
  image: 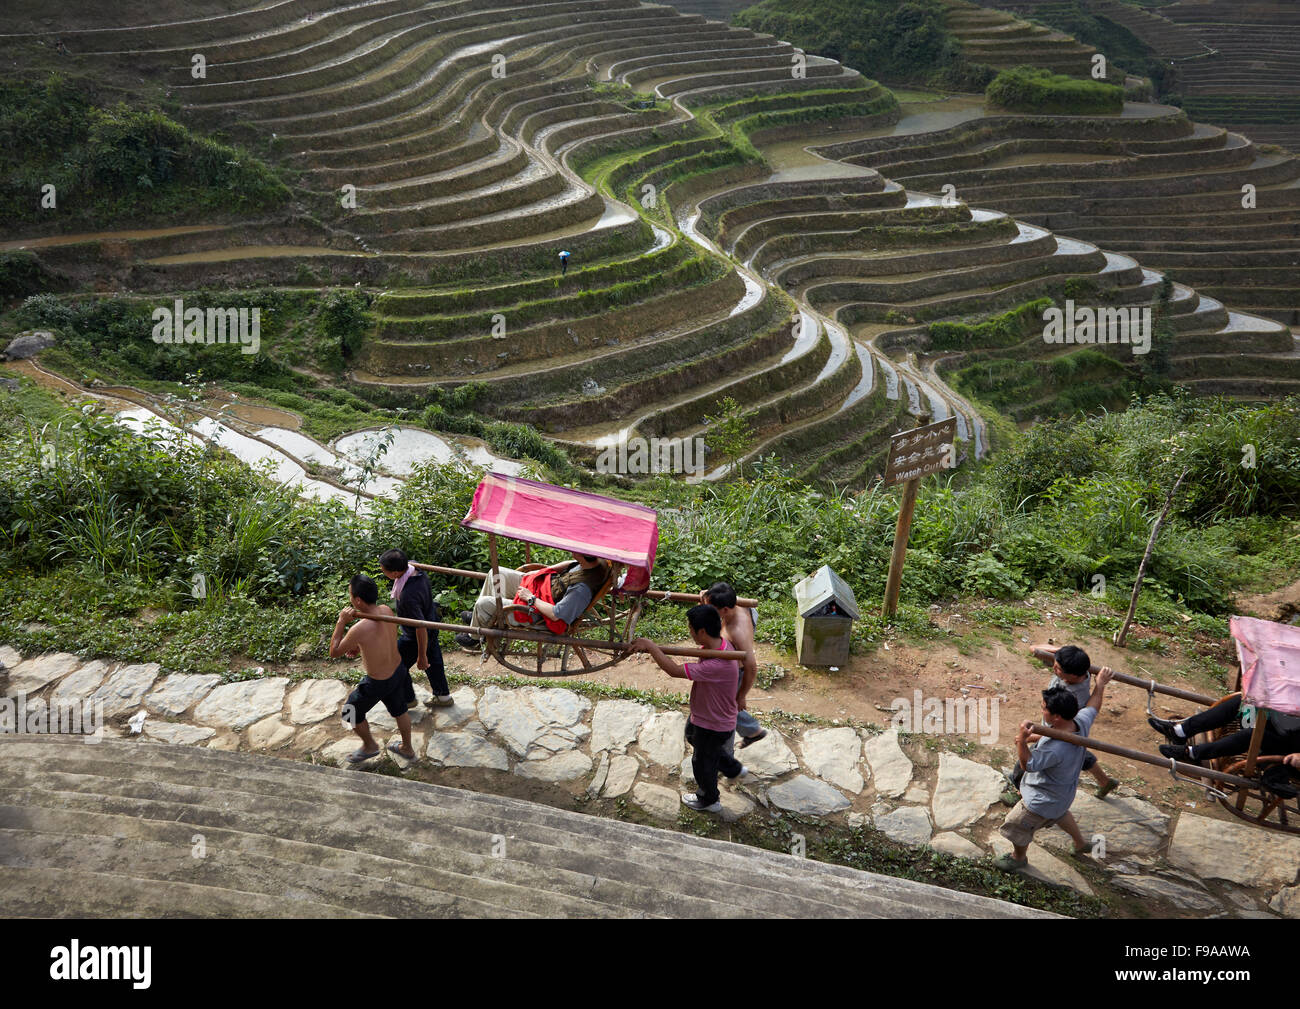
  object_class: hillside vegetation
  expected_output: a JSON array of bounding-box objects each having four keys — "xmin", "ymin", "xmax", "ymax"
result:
[
  {"xmin": 733, "ymin": 0, "xmax": 996, "ymax": 89},
  {"xmin": 985, "ymin": 66, "xmax": 1123, "ymax": 115},
  {"xmin": 0, "ymin": 75, "xmax": 290, "ymax": 227},
  {"xmin": 1, "ymin": 379, "xmax": 1296, "ymax": 675}
]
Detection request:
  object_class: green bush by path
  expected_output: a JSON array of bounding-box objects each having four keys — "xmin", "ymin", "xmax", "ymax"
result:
[
  {"xmin": 985, "ymin": 66, "xmax": 1123, "ymax": 115},
  {"xmin": 0, "ymin": 74, "xmax": 290, "ymax": 227}
]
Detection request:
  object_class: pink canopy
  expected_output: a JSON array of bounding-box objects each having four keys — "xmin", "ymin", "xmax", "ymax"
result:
[
  {"xmin": 462, "ymin": 473, "xmax": 658, "ymax": 593},
  {"xmin": 1231, "ymin": 615, "xmax": 1300, "ymax": 717}
]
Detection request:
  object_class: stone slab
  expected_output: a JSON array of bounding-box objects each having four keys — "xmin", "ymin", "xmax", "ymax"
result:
[
  {"xmin": 862, "ymin": 728, "xmax": 912, "ymax": 797},
  {"xmin": 990, "ymin": 836, "xmax": 1095, "ymax": 896},
  {"xmin": 145, "ymin": 674, "xmax": 221, "ymax": 717},
  {"xmin": 590, "ymin": 699, "xmax": 651, "ymax": 753},
  {"xmin": 433, "ymin": 686, "xmax": 477, "ymax": 728},
  {"xmin": 603, "ymin": 754, "xmax": 638, "ymax": 798},
  {"xmin": 426, "ymin": 731, "xmax": 510, "ymax": 771},
  {"xmin": 632, "ymin": 782, "xmax": 681, "ymax": 820},
  {"xmin": 194, "ymin": 677, "xmax": 289, "ymax": 731},
  {"xmin": 143, "ymin": 722, "xmax": 216, "ymax": 745},
  {"xmin": 51, "ymin": 660, "xmax": 112, "ymax": 700},
  {"xmin": 932, "ymin": 752, "xmax": 1005, "ymax": 830},
  {"xmin": 515, "ymin": 750, "xmax": 592, "ymax": 783},
  {"xmin": 874, "ymin": 805, "xmax": 933, "ymax": 846},
  {"xmin": 930, "ymin": 832, "xmax": 985, "ymax": 860},
  {"xmin": 91, "ymin": 663, "xmax": 161, "ymax": 718},
  {"xmin": 7, "ymin": 653, "xmax": 82, "ymax": 696},
  {"xmin": 286, "ymin": 679, "xmax": 349, "ymax": 724},
  {"xmin": 247, "ymin": 716, "xmax": 295, "ymax": 750},
  {"xmin": 739, "ymin": 729, "xmax": 799, "ymax": 778},
  {"xmin": 800, "ymin": 726, "xmax": 864, "ymax": 793},
  {"xmin": 1168, "ymin": 813, "xmax": 1300, "ymax": 889},
  {"xmin": 637, "ymin": 711, "xmax": 687, "ymax": 768},
  {"xmin": 768, "ymin": 775, "xmax": 850, "ymax": 815}
]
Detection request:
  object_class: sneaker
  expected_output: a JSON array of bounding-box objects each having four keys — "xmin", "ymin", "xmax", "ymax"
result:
[
  {"xmin": 725, "ymin": 765, "xmax": 750, "ymax": 784},
  {"xmin": 681, "ymin": 793, "xmax": 722, "ymax": 813},
  {"xmin": 454, "ymin": 632, "xmax": 480, "ymax": 650},
  {"xmin": 1147, "ymin": 715, "xmax": 1182, "ymax": 742},
  {"xmin": 425, "ymin": 694, "xmax": 455, "ymax": 709},
  {"xmin": 1159, "ymin": 743, "xmax": 1191, "ymax": 761},
  {"xmin": 993, "ymin": 853, "xmax": 1028, "ymax": 873},
  {"xmin": 458, "ymin": 610, "xmax": 473, "ymax": 625},
  {"xmin": 738, "ymin": 729, "xmax": 767, "ymax": 749}
]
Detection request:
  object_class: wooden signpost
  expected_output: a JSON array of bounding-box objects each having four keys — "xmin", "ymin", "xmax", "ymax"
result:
[{"xmin": 881, "ymin": 416, "xmax": 958, "ymax": 618}]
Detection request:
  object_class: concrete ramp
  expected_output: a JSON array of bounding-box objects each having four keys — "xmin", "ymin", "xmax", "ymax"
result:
[{"xmin": 0, "ymin": 737, "xmax": 1052, "ymax": 918}]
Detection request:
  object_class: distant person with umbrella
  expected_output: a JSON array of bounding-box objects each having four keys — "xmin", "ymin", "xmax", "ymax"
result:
[{"xmin": 559, "ymin": 249, "xmax": 570, "ymax": 276}]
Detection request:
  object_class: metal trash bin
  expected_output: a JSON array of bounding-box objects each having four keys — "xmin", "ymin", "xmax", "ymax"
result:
[{"xmin": 793, "ymin": 565, "xmax": 858, "ymax": 667}]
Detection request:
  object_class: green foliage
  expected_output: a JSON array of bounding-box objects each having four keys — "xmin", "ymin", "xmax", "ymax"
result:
[
  {"xmin": 314, "ymin": 289, "xmax": 373, "ymax": 371},
  {"xmin": 1, "ymin": 392, "xmax": 1296, "ymax": 672},
  {"xmin": 985, "ymin": 67, "xmax": 1123, "ymax": 116},
  {"xmin": 14, "ymin": 291, "xmax": 292, "ymax": 385},
  {"xmin": 0, "ymin": 251, "xmax": 63, "ymax": 301},
  {"xmin": 0, "ymin": 74, "xmax": 290, "ymax": 226},
  {"xmin": 928, "ymin": 299, "xmax": 1051, "ymax": 352},
  {"xmin": 733, "ymin": 0, "xmax": 967, "ymax": 86},
  {"xmin": 703, "ymin": 395, "xmax": 755, "ymax": 479}
]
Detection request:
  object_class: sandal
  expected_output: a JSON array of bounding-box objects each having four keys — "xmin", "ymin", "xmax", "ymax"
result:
[
  {"xmin": 993, "ymin": 854, "xmax": 1028, "ymax": 873},
  {"xmin": 1095, "ymin": 778, "xmax": 1118, "ymax": 800},
  {"xmin": 387, "ymin": 741, "xmax": 417, "ymax": 760},
  {"xmin": 347, "ymin": 747, "xmax": 380, "ymax": 764}
]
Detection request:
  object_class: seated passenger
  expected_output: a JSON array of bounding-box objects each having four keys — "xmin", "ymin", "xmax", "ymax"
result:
[
  {"xmin": 1149, "ymin": 694, "xmax": 1300, "ymax": 764},
  {"xmin": 455, "ymin": 553, "xmax": 610, "ymax": 648}
]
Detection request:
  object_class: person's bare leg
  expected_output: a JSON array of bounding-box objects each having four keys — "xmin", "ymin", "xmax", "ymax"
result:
[
  {"xmin": 1058, "ymin": 811, "xmax": 1089, "ymax": 852},
  {"xmin": 393, "ymin": 712, "xmax": 415, "ymax": 758},
  {"xmin": 1012, "ymin": 843, "xmax": 1028, "ymax": 860},
  {"xmin": 353, "ymin": 720, "xmax": 379, "ymax": 755}
]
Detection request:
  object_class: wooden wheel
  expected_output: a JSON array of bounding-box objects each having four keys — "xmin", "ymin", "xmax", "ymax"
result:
[{"xmin": 490, "ymin": 593, "xmax": 632, "ymax": 678}]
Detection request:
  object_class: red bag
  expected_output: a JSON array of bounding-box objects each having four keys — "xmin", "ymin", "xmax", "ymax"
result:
[{"xmin": 514, "ymin": 569, "xmax": 567, "ymax": 634}]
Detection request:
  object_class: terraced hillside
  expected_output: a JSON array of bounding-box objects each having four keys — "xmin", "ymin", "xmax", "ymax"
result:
[
  {"xmin": 968, "ymin": 0, "xmax": 1300, "ymax": 151},
  {"xmin": 665, "ymin": 0, "xmax": 755, "ymax": 21},
  {"xmin": 828, "ymin": 102, "xmax": 1300, "ymax": 336},
  {"xmin": 939, "ymin": 0, "xmax": 1116, "ymax": 80},
  {"xmin": 1, "ymin": 0, "xmax": 1296, "ymax": 486},
  {"xmin": 1161, "ymin": 0, "xmax": 1300, "ymax": 152}
]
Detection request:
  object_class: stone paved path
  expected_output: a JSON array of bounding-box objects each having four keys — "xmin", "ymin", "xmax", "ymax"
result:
[{"xmin": 2, "ymin": 646, "xmax": 1294, "ymax": 916}]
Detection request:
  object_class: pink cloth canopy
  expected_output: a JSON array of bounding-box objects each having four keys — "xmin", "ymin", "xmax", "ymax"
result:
[
  {"xmin": 462, "ymin": 473, "xmax": 658, "ymax": 593},
  {"xmin": 1231, "ymin": 615, "xmax": 1300, "ymax": 717}
]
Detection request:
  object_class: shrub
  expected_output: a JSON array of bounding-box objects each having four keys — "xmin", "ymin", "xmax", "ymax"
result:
[{"xmin": 985, "ymin": 67, "xmax": 1123, "ymax": 116}]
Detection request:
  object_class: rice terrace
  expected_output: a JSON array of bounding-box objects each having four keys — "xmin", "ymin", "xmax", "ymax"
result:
[{"xmin": 1, "ymin": 0, "xmax": 1299, "ymax": 943}]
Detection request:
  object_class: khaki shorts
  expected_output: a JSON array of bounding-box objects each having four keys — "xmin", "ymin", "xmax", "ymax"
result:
[{"xmin": 999, "ymin": 800, "xmax": 1058, "ymax": 848}]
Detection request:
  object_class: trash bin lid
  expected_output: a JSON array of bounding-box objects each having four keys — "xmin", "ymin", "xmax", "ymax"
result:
[{"xmin": 794, "ymin": 565, "xmax": 859, "ymax": 620}]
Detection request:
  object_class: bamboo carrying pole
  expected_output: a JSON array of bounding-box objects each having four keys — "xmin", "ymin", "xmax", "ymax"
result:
[
  {"xmin": 413, "ymin": 563, "xmax": 759, "ymax": 608},
  {"xmin": 361, "ymin": 610, "xmax": 747, "ymax": 662},
  {"xmin": 1027, "ymin": 722, "xmax": 1258, "ymax": 789},
  {"xmin": 1030, "ymin": 647, "xmax": 1217, "ymax": 706}
]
